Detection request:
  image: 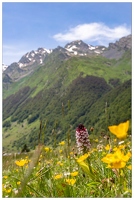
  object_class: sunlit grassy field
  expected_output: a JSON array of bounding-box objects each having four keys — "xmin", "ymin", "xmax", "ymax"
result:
[{"xmin": 2, "ymin": 121, "xmax": 132, "ymax": 198}]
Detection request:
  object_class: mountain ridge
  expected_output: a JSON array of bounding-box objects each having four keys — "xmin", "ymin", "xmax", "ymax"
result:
[{"xmin": 3, "ymin": 34, "xmax": 132, "ymax": 80}]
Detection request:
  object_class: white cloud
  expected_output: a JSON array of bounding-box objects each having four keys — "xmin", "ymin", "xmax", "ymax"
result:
[{"xmin": 53, "ymin": 22, "xmax": 131, "ymax": 46}]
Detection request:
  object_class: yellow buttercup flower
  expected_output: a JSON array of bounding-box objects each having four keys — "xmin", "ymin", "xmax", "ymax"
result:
[
  {"xmin": 122, "ymin": 152, "xmax": 131, "ymax": 162},
  {"xmin": 119, "ymin": 144, "xmax": 126, "ymax": 150},
  {"xmin": 57, "ymin": 161, "xmax": 63, "ymax": 166},
  {"xmin": 70, "ymin": 171, "xmax": 78, "ymax": 177},
  {"xmin": 6, "ymin": 188, "xmax": 12, "ymax": 193},
  {"xmin": 110, "ymin": 161, "xmax": 126, "ymax": 169},
  {"xmin": 54, "ymin": 174, "xmax": 63, "ymax": 180},
  {"xmin": 15, "ymin": 159, "xmax": 28, "ymax": 167},
  {"xmin": 44, "ymin": 147, "xmax": 50, "ymax": 152},
  {"xmin": 127, "ymin": 165, "xmax": 132, "ymax": 170},
  {"xmin": 113, "ymin": 146, "xmax": 118, "ymax": 151},
  {"xmin": 77, "ymin": 153, "xmax": 90, "ymax": 163},
  {"xmin": 108, "ymin": 120, "xmax": 129, "ymax": 139},
  {"xmin": 3, "ymin": 176, "xmax": 8, "ymax": 179},
  {"xmin": 17, "ymin": 181, "xmax": 21, "ymax": 185},
  {"xmin": 105, "ymin": 144, "xmax": 110, "ymax": 151},
  {"xmin": 65, "ymin": 178, "xmax": 76, "ymax": 186},
  {"xmin": 59, "ymin": 141, "xmax": 65, "ymax": 146},
  {"xmin": 101, "ymin": 149, "xmax": 131, "ymax": 169}
]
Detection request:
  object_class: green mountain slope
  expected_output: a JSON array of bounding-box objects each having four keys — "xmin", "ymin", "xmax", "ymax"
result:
[
  {"xmin": 3, "ymin": 49, "xmax": 131, "ymax": 152},
  {"xmin": 3, "ymin": 49, "xmax": 131, "ymax": 99}
]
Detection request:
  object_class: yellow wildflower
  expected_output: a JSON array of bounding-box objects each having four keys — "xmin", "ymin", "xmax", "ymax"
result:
[
  {"xmin": 127, "ymin": 165, "xmax": 132, "ymax": 170},
  {"xmin": 113, "ymin": 144, "xmax": 126, "ymax": 151},
  {"xmin": 113, "ymin": 146, "xmax": 118, "ymax": 151},
  {"xmin": 122, "ymin": 152, "xmax": 131, "ymax": 162},
  {"xmin": 108, "ymin": 120, "xmax": 129, "ymax": 139},
  {"xmin": 70, "ymin": 152, "xmax": 74, "ymax": 155},
  {"xmin": 57, "ymin": 161, "xmax": 63, "ymax": 166},
  {"xmin": 110, "ymin": 161, "xmax": 126, "ymax": 169},
  {"xmin": 15, "ymin": 159, "xmax": 27, "ymax": 167},
  {"xmin": 119, "ymin": 144, "xmax": 126, "ymax": 150},
  {"xmin": 65, "ymin": 178, "xmax": 76, "ymax": 186},
  {"xmin": 59, "ymin": 150, "xmax": 63, "ymax": 153},
  {"xmin": 59, "ymin": 141, "xmax": 65, "ymax": 146},
  {"xmin": 105, "ymin": 144, "xmax": 110, "ymax": 151},
  {"xmin": 17, "ymin": 181, "xmax": 21, "ymax": 185},
  {"xmin": 44, "ymin": 147, "xmax": 50, "ymax": 152},
  {"xmin": 70, "ymin": 171, "xmax": 78, "ymax": 177},
  {"xmin": 77, "ymin": 153, "xmax": 90, "ymax": 163},
  {"xmin": 3, "ymin": 176, "xmax": 8, "ymax": 179},
  {"xmin": 101, "ymin": 149, "xmax": 131, "ymax": 169},
  {"xmin": 127, "ymin": 142, "xmax": 131, "ymax": 145},
  {"xmin": 54, "ymin": 174, "xmax": 63, "ymax": 179},
  {"xmin": 6, "ymin": 188, "xmax": 11, "ymax": 193},
  {"xmin": 2, "ymin": 184, "xmax": 6, "ymax": 192},
  {"xmin": 94, "ymin": 139, "xmax": 98, "ymax": 142}
]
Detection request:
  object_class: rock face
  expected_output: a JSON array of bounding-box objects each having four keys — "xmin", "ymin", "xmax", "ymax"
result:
[
  {"xmin": 18, "ymin": 48, "xmax": 52, "ymax": 67},
  {"xmin": 114, "ymin": 34, "xmax": 131, "ymax": 50},
  {"xmin": 102, "ymin": 34, "xmax": 132, "ymax": 59}
]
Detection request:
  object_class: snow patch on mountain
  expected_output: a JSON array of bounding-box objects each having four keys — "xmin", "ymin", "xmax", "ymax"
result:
[
  {"xmin": 3, "ymin": 35, "xmax": 131, "ymax": 76},
  {"xmin": 2, "ymin": 64, "xmax": 8, "ymax": 72}
]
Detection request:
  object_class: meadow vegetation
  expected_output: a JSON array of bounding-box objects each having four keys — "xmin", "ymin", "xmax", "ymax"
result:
[{"xmin": 2, "ymin": 120, "xmax": 132, "ymax": 197}]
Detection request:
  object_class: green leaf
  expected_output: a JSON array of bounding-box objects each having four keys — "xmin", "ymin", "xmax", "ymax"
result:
[{"xmin": 87, "ymin": 181, "xmax": 100, "ymax": 188}]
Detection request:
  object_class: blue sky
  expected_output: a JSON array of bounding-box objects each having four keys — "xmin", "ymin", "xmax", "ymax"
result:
[{"xmin": 2, "ymin": 1, "xmax": 132, "ymax": 65}]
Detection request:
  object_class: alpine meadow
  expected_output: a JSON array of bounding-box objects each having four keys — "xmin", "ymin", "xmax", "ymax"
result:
[{"xmin": 2, "ymin": 35, "xmax": 132, "ymax": 197}]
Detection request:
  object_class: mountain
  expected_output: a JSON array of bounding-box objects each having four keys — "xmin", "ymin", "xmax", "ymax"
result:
[
  {"xmin": 3, "ymin": 48, "xmax": 52, "ymax": 81},
  {"xmin": 3, "ymin": 34, "xmax": 131, "ymax": 82},
  {"xmin": 2, "ymin": 34, "xmax": 132, "ymax": 152},
  {"xmin": 102, "ymin": 34, "xmax": 132, "ymax": 59}
]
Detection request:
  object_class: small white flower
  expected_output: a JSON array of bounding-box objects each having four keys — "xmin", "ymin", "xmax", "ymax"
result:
[
  {"xmin": 118, "ymin": 141, "xmax": 124, "ymax": 145},
  {"xmin": 63, "ymin": 172, "xmax": 70, "ymax": 177},
  {"xmin": 13, "ymin": 188, "xmax": 18, "ymax": 194}
]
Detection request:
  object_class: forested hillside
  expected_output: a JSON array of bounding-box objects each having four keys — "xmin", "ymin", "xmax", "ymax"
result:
[{"xmin": 3, "ymin": 37, "xmax": 131, "ymax": 152}]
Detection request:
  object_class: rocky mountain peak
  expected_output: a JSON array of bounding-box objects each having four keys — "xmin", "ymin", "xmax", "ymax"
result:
[
  {"xmin": 3, "ymin": 34, "xmax": 131, "ymax": 81},
  {"xmin": 109, "ymin": 34, "xmax": 132, "ymax": 50},
  {"xmin": 102, "ymin": 34, "xmax": 132, "ymax": 60},
  {"xmin": 65, "ymin": 39, "xmax": 106, "ymax": 56},
  {"xmin": 18, "ymin": 47, "xmax": 52, "ymax": 68}
]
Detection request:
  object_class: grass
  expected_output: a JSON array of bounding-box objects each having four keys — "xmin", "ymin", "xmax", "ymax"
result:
[
  {"xmin": 3, "ymin": 119, "xmax": 40, "ymax": 152},
  {"xmin": 2, "ymin": 121, "xmax": 132, "ymax": 198}
]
